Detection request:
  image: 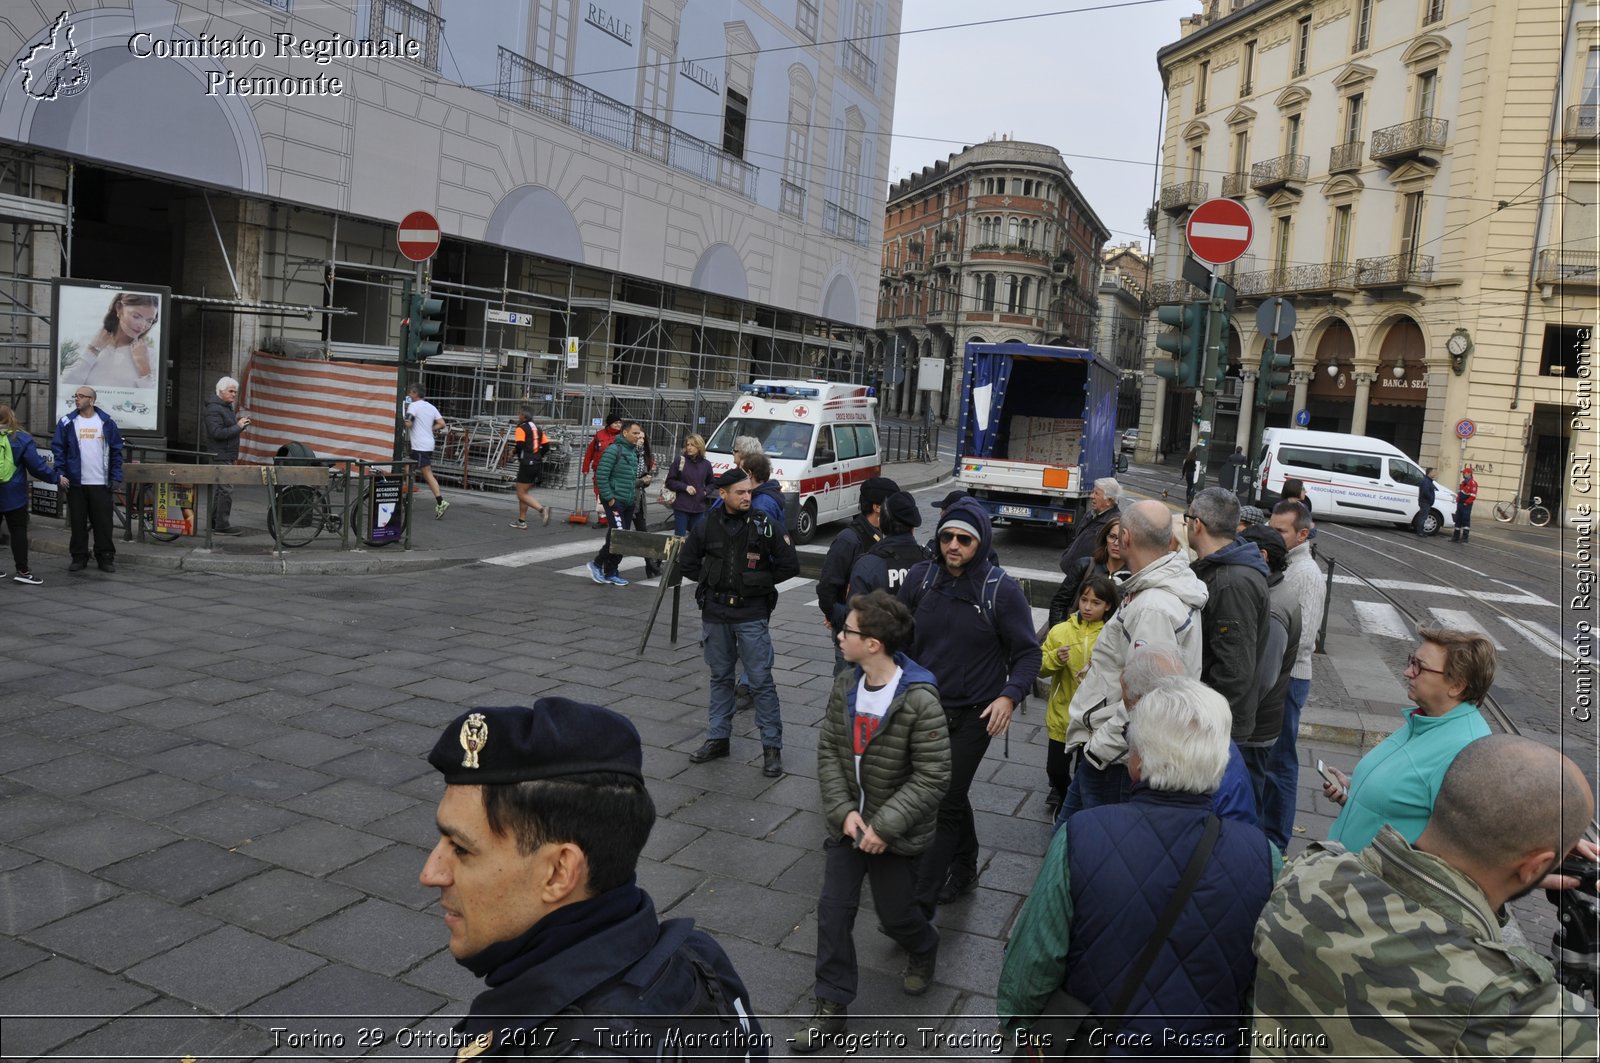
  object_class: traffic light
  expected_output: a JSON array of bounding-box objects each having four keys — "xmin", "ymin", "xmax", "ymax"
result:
[
  {"xmin": 404, "ymin": 294, "xmax": 444, "ymax": 361},
  {"xmin": 1152, "ymin": 302, "xmax": 1207, "ymax": 387},
  {"xmin": 1255, "ymin": 345, "xmax": 1293, "ymax": 407}
]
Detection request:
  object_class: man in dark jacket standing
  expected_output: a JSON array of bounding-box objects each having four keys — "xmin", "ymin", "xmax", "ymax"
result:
[
  {"xmin": 899, "ymin": 498, "xmax": 1040, "ymax": 909},
  {"xmin": 1414, "ymin": 466, "xmax": 1438, "ymax": 536},
  {"xmin": 203, "ymin": 376, "xmax": 250, "ymax": 535},
  {"xmin": 1238, "ymin": 525, "xmax": 1302, "ymax": 805},
  {"xmin": 681, "ymin": 468, "xmax": 800, "ymax": 776},
  {"xmin": 816, "ymin": 475, "xmax": 896, "ymax": 666},
  {"xmin": 420, "ymin": 700, "xmax": 765, "ymax": 1059},
  {"xmin": 1056, "ymin": 478, "xmax": 1120, "ymax": 579},
  {"xmin": 1187, "ymin": 487, "xmax": 1270, "ymax": 746},
  {"xmin": 52, "ymin": 386, "xmax": 123, "ymax": 573}
]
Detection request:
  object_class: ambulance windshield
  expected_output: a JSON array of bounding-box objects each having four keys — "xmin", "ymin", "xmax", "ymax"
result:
[{"xmin": 707, "ymin": 417, "xmax": 815, "ymax": 460}]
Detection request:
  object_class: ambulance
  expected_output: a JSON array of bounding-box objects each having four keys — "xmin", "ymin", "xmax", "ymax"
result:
[{"xmin": 704, "ymin": 380, "xmax": 882, "ymax": 543}]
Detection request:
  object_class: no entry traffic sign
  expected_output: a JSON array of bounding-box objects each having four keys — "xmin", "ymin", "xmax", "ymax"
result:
[
  {"xmin": 397, "ymin": 210, "xmax": 441, "ymax": 262},
  {"xmin": 1186, "ymin": 199, "xmax": 1253, "ymax": 266}
]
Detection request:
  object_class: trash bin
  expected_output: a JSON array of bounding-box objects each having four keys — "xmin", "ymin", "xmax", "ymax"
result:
[{"xmin": 274, "ymin": 441, "xmax": 325, "ymax": 467}]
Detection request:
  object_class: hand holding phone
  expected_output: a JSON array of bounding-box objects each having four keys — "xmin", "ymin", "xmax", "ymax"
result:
[{"xmin": 1318, "ymin": 759, "xmax": 1348, "ymax": 803}]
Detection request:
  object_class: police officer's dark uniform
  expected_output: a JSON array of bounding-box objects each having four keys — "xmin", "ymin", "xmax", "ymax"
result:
[
  {"xmin": 816, "ymin": 476, "xmax": 898, "ymax": 664},
  {"xmin": 845, "ymin": 491, "xmax": 925, "ymax": 599},
  {"xmin": 680, "ymin": 468, "xmax": 800, "ymax": 776},
  {"xmin": 424, "ymin": 701, "xmax": 766, "ymax": 1060}
]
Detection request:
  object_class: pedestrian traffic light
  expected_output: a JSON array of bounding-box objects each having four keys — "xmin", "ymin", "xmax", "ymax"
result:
[
  {"xmin": 1255, "ymin": 345, "xmax": 1293, "ymax": 407},
  {"xmin": 1152, "ymin": 302, "xmax": 1207, "ymax": 387},
  {"xmin": 404, "ymin": 294, "xmax": 444, "ymax": 362}
]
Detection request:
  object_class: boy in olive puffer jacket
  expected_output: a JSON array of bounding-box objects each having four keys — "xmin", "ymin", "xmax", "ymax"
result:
[{"xmin": 793, "ymin": 589, "xmax": 951, "ymax": 1053}]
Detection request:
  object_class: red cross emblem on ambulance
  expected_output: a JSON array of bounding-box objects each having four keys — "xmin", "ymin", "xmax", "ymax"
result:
[
  {"xmin": 794, "ymin": 406, "xmax": 809, "ymax": 417},
  {"xmin": 740, "ymin": 401, "xmax": 754, "ymax": 413}
]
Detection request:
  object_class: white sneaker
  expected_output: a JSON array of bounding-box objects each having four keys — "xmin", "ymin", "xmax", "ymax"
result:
[
  {"xmin": 435, "ymin": 499, "xmax": 450, "ymax": 519},
  {"xmin": 13, "ymin": 571, "xmax": 42, "ymax": 585}
]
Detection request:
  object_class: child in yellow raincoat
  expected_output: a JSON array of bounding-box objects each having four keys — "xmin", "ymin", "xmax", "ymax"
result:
[{"xmin": 1039, "ymin": 574, "xmax": 1119, "ymax": 819}]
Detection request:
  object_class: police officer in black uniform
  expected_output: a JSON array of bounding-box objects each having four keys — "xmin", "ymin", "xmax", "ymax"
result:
[
  {"xmin": 845, "ymin": 491, "xmax": 925, "ymax": 599},
  {"xmin": 815, "ymin": 475, "xmax": 898, "ymax": 671},
  {"xmin": 681, "ymin": 466, "xmax": 800, "ymax": 776},
  {"xmin": 420, "ymin": 699, "xmax": 766, "ymax": 1059}
]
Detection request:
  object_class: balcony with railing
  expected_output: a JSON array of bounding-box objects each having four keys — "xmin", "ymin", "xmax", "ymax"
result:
[
  {"xmin": 824, "ymin": 201, "xmax": 871, "ymax": 244},
  {"xmin": 842, "ymin": 40, "xmax": 877, "ymax": 89},
  {"xmin": 493, "ymin": 47, "xmax": 758, "ymax": 200},
  {"xmin": 779, "ymin": 179, "xmax": 806, "ymax": 218},
  {"xmin": 1536, "ymin": 248, "xmax": 1599, "ymax": 286},
  {"xmin": 1355, "ymin": 253, "xmax": 1434, "ymax": 289},
  {"xmin": 370, "ymin": 0, "xmax": 442, "ymax": 71},
  {"xmin": 1160, "ymin": 181, "xmax": 1208, "ymax": 215},
  {"xmin": 1228, "ymin": 262, "xmax": 1361, "ymax": 303},
  {"xmin": 1565, "ymin": 105, "xmax": 1600, "ymax": 141},
  {"xmin": 1329, "ymin": 141, "xmax": 1364, "ymax": 174},
  {"xmin": 1249, "ymin": 154, "xmax": 1310, "ymax": 194},
  {"xmin": 1370, "ymin": 118, "xmax": 1449, "ymax": 165},
  {"xmin": 1218, "ymin": 172, "xmax": 1249, "ymax": 199},
  {"xmin": 1143, "ymin": 278, "xmax": 1193, "ymax": 306}
]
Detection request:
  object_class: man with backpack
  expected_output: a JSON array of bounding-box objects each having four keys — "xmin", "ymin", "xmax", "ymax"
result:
[
  {"xmin": 680, "ymin": 467, "xmax": 800, "ymax": 777},
  {"xmin": 898, "ymin": 497, "xmax": 1040, "ymax": 910},
  {"xmin": 420, "ymin": 699, "xmax": 766, "ymax": 1059}
]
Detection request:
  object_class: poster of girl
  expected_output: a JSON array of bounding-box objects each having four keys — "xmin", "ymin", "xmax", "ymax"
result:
[{"xmin": 54, "ymin": 281, "xmax": 169, "ymax": 434}]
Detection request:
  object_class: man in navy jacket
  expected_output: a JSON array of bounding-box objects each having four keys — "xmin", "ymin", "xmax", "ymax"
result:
[
  {"xmin": 899, "ymin": 497, "xmax": 1039, "ymax": 910},
  {"xmin": 51, "ymin": 386, "xmax": 123, "ymax": 573}
]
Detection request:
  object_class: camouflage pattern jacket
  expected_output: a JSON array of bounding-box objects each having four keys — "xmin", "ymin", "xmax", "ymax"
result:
[{"xmin": 1251, "ymin": 827, "xmax": 1597, "ymax": 1060}]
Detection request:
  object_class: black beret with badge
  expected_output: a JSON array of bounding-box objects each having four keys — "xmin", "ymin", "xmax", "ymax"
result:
[
  {"xmin": 713, "ymin": 467, "xmax": 749, "ymax": 489},
  {"xmin": 427, "ymin": 699, "xmax": 644, "ymax": 785}
]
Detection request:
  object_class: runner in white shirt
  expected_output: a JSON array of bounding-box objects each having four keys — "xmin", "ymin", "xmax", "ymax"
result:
[{"xmin": 403, "ymin": 383, "xmax": 449, "ymax": 518}]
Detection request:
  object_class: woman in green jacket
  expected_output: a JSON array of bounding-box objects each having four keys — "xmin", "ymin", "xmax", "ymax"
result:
[{"xmin": 793, "ymin": 589, "xmax": 951, "ymax": 1052}]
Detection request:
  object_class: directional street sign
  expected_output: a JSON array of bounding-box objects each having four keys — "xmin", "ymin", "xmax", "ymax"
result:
[
  {"xmin": 397, "ymin": 210, "xmax": 441, "ymax": 262},
  {"xmin": 485, "ymin": 308, "xmax": 525, "ymax": 325},
  {"xmin": 1255, "ymin": 296, "xmax": 1296, "ymax": 339},
  {"xmin": 1295, "ymin": 409, "xmax": 1311, "ymax": 427},
  {"xmin": 1186, "ymin": 198, "xmax": 1253, "ymax": 266}
]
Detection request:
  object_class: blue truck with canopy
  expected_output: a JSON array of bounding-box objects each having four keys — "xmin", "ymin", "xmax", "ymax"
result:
[{"xmin": 953, "ymin": 341, "xmax": 1119, "ymax": 533}]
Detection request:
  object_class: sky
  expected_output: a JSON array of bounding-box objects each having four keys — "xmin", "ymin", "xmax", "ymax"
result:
[{"xmin": 885, "ymin": 0, "xmax": 1194, "ymax": 251}]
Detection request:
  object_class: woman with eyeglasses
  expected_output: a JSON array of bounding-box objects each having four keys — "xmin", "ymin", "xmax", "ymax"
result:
[
  {"xmin": 1322, "ymin": 626, "xmax": 1495, "ymax": 851},
  {"xmin": 898, "ymin": 498, "xmax": 1040, "ymax": 910}
]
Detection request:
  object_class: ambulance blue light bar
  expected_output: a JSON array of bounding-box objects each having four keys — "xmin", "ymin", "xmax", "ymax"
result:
[{"xmin": 738, "ymin": 384, "xmax": 821, "ymax": 398}]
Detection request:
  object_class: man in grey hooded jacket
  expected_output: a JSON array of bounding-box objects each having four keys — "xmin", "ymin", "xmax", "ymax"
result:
[{"xmin": 1059, "ymin": 499, "xmax": 1208, "ymax": 818}]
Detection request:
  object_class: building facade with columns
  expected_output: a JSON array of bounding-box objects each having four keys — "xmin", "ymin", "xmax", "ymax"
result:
[
  {"xmin": 872, "ymin": 140, "xmax": 1109, "ymax": 423},
  {"xmin": 0, "ymin": 0, "xmax": 899, "ymax": 448},
  {"xmin": 1142, "ymin": 0, "xmax": 1595, "ymax": 523}
]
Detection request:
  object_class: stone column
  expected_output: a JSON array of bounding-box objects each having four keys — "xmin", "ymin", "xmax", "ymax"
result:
[
  {"xmin": 1290, "ymin": 370, "xmax": 1310, "ymax": 416},
  {"xmin": 1139, "ymin": 373, "xmax": 1166, "ymax": 462},
  {"xmin": 1235, "ymin": 370, "xmax": 1257, "ymax": 451},
  {"xmin": 1350, "ymin": 372, "xmax": 1377, "ymax": 435}
]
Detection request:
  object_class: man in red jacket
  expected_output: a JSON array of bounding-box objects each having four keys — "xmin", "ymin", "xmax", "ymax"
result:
[
  {"xmin": 1451, "ymin": 467, "xmax": 1478, "ymax": 543},
  {"xmin": 580, "ymin": 411, "xmax": 623, "ymax": 516}
]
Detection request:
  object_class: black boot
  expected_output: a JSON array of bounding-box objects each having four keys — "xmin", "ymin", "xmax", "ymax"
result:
[
  {"xmin": 762, "ymin": 747, "xmax": 783, "ymax": 777},
  {"xmin": 791, "ymin": 999, "xmax": 847, "ymax": 1054},
  {"xmin": 689, "ymin": 738, "xmax": 729, "ymax": 763},
  {"xmin": 1451, "ymin": 530, "xmax": 1460, "ymax": 542}
]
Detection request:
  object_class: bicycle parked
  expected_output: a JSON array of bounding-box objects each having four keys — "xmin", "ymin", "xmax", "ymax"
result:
[
  {"xmin": 112, "ymin": 483, "xmax": 181, "ymax": 543},
  {"xmin": 1492, "ymin": 494, "xmax": 1551, "ymax": 527},
  {"xmin": 266, "ymin": 456, "xmax": 411, "ymax": 549}
]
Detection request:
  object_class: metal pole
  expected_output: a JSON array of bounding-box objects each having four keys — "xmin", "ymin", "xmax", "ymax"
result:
[
  {"xmin": 1315, "ymin": 554, "xmax": 1335, "ymax": 656},
  {"xmin": 1192, "ymin": 276, "xmax": 1223, "ymax": 489}
]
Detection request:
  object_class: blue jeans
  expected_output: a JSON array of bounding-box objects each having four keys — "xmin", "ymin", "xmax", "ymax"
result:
[
  {"xmin": 1055, "ymin": 758, "xmax": 1132, "ymax": 829},
  {"xmin": 703, "ymin": 620, "xmax": 782, "ymax": 748},
  {"xmin": 1260, "ymin": 677, "xmax": 1309, "ymax": 850},
  {"xmin": 674, "ymin": 509, "xmax": 705, "ymax": 537},
  {"xmin": 1239, "ymin": 743, "xmax": 1273, "ymax": 816}
]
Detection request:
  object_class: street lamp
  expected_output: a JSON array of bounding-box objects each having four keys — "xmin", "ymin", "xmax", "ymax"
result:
[{"xmin": 1392, "ymin": 362, "xmax": 1406, "ymax": 379}]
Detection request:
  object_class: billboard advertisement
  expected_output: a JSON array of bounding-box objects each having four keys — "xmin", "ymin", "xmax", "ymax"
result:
[{"xmin": 52, "ymin": 279, "xmax": 170, "ymax": 435}]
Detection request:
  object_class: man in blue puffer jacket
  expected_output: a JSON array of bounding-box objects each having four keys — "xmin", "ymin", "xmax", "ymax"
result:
[
  {"xmin": 999, "ymin": 677, "xmax": 1277, "ymax": 1058},
  {"xmin": 51, "ymin": 386, "xmax": 124, "ymax": 574},
  {"xmin": 0, "ymin": 403, "xmax": 62, "ymax": 585}
]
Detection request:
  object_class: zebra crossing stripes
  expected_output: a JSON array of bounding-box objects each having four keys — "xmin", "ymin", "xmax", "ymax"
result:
[
  {"xmin": 1497, "ymin": 617, "xmax": 1569, "ymax": 660},
  {"xmin": 1426, "ymin": 608, "xmax": 1505, "ymax": 650},
  {"xmin": 1351, "ymin": 600, "xmax": 1415, "ymax": 642}
]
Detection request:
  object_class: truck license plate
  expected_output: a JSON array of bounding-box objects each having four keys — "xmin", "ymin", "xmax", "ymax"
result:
[{"xmin": 999, "ymin": 505, "xmax": 1031, "ymax": 518}]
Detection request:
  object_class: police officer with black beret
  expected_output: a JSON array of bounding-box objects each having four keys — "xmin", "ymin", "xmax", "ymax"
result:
[{"xmin": 421, "ymin": 700, "xmax": 766, "ymax": 1059}]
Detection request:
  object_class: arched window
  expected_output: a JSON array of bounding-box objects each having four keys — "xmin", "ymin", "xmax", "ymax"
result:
[
  {"xmin": 1005, "ymin": 274, "xmax": 1018, "ymax": 313},
  {"xmin": 1019, "ymin": 278, "xmax": 1032, "ymax": 314},
  {"xmin": 982, "ymin": 274, "xmax": 997, "ymax": 311},
  {"xmin": 781, "ymin": 64, "xmax": 815, "ymax": 218}
]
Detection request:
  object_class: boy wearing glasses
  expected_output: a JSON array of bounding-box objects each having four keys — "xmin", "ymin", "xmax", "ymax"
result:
[{"xmin": 793, "ymin": 589, "xmax": 951, "ymax": 1051}]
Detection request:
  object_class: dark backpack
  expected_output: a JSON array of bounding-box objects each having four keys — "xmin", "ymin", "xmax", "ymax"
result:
[
  {"xmin": 906, "ymin": 560, "xmax": 1010, "ymax": 628},
  {"xmin": 533, "ymin": 920, "xmax": 762, "ymax": 1059}
]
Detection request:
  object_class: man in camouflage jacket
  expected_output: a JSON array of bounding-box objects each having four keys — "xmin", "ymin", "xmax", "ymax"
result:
[{"xmin": 1251, "ymin": 734, "xmax": 1597, "ymax": 1060}]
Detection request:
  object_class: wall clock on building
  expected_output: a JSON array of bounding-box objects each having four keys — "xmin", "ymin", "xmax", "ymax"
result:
[{"xmin": 1446, "ymin": 329, "xmax": 1472, "ymax": 375}]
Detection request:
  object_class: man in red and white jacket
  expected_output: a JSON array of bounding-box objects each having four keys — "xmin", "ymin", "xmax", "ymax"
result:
[{"xmin": 1451, "ymin": 467, "xmax": 1478, "ymax": 543}]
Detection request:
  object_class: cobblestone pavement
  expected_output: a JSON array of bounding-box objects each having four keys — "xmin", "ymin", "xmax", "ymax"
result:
[{"xmin": 2, "ymin": 460, "xmax": 1576, "ymax": 1059}]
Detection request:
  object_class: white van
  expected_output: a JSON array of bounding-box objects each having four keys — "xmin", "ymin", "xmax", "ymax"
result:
[
  {"xmin": 1256, "ymin": 428, "xmax": 1455, "ymax": 535},
  {"xmin": 704, "ymin": 380, "xmax": 881, "ymax": 543}
]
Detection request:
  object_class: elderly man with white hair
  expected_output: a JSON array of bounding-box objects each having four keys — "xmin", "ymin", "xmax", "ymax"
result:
[
  {"xmin": 1056, "ymin": 477, "xmax": 1122, "ymax": 581},
  {"xmin": 1000, "ymin": 677, "xmax": 1276, "ymax": 1052},
  {"xmin": 203, "ymin": 375, "xmax": 250, "ymax": 534}
]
